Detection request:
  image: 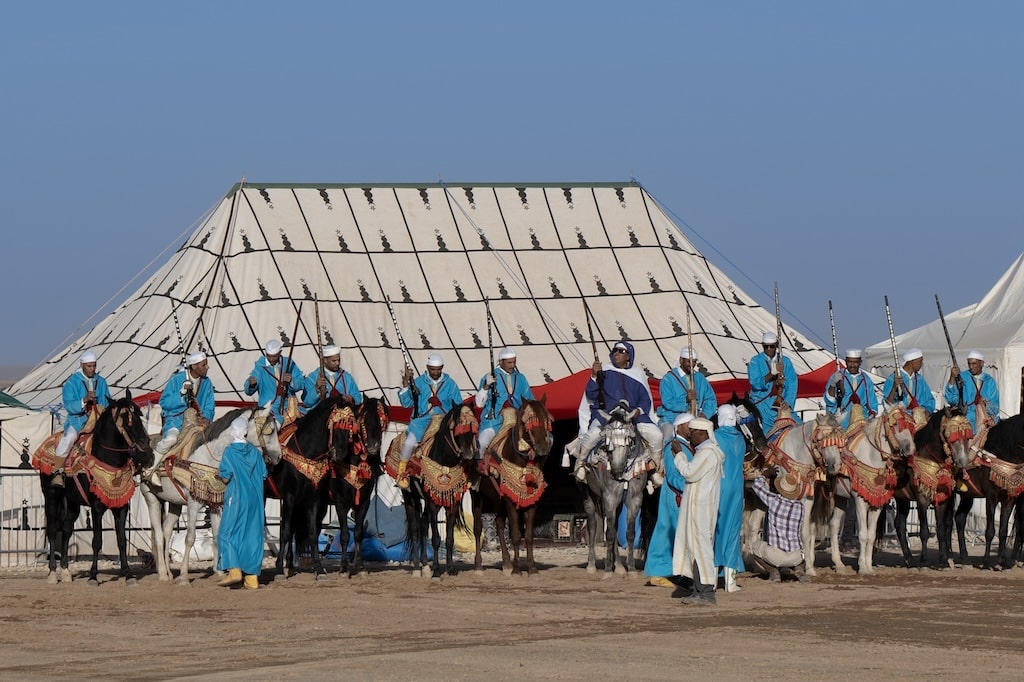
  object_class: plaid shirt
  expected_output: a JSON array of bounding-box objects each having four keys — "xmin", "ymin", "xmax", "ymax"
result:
[{"xmin": 752, "ymin": 476, "xmax": 804, "ymax": 553}]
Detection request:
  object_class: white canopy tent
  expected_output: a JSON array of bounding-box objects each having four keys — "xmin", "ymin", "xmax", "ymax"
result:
[{"xmin": 864, "ymin": 252, "xmax": 1024, "ymax": 418}]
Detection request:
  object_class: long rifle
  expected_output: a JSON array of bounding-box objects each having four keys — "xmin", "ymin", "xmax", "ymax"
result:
[
  {"xmin": 884, "ymin": 295, "xmax": 903, "ymax": 403},
  {"xmin": 314, "ymin": 294, "xmax": 324, "ymax": 385},
  {"xmin": 280, "ymin": 300, "xmax": 303, "ymax": 414},
  {"xmin": 484, "ymin": 298, "xmax": 498, "ymax": 420},
  {"xmin": 773, "ymin": 282, "xmax": 785, "ymax": 404},
  {"xmin": 170, "ymin": 300, "xmax": 195, "ymax": 409},
  {"xmin": 385, "ymin": 296, "xmax": 419, "ymax": 416},
  {"xmin": 583, "ymin": 299, "xmax": 605, "ymax": 410},
  {"xmin": 685, "ymin": 302, "xmax": 697, "ymax": 414},
  {"xmin": 935, "ymin": 294, "xmax": 964, "ymax": 408},
  {"xmin": 828, "ymin": 300, "xmax": 844, "ymax": 406}
]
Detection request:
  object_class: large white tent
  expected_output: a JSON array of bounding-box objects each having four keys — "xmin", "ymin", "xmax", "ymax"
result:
[
  {"xmin": 864, "ymin": 252, "xmax": 1024, "ymax": 418},
  {"xmin": 10, "ymin": 182, "xmax": 837, "ymax": 421},
  {"xmin": 0, "ymin": 392, "xmax": 52, "ymax": 469}
]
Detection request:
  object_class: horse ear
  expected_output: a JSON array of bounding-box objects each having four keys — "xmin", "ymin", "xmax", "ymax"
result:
[
  {"xmin": 125, "ymin": 388, "xmax": 133, "ymax": 402},
  {"xmin": 540, "ymin": 394, "xmax": 547, "ymax": 406},
  {"xmin": 730, "ymin": 391, "xmax": 739, "ymax": 401}
]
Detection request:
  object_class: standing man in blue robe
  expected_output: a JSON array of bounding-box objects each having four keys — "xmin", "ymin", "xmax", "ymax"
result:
[
  {"xmin": 824, "ymin": 349, "xmax": 879, "ymax": 428},
  {"xmin": 574, "ymin": 340, "xmax": 663, "ymax": 485},
  {"xmin": 396, "ymin": 353, "xmax": 464, "ymax": 489},
  {"xmin": 713, "ymin": 404, "xmax": 746, "ymax": 593},
  {"xmin": 945, "ymin": 349, "xmax": 1000, "ymax": 433},
  {"xmin": 475, "ymin": 347, "xmax": 536, "ymax": 465},
  {"xmin": 216, "ymin": 416, "xmax": 268, "ymax": 590},
  {"xmin": 149, "ymin": 351, "xmax": 216, "ymax": 483},
  {"xmin": 243, "ymin": 339, "xmax": 304, "ymax": 424},
  {"xmin": 302, "ymin": 345, "xmax": 362, "ymax": 410},
  {"xmin": 657, "ymin": 346, "xmax": 717, "ymax": 442},
  {"xmin": 747, "ymin": 331, "xmax": 798, "ymax": 433},
  {"xmin": 882, "ymin": 348, "xmax": 935, "ymax": 422},
  {"xmin": 644, "ymin": 412, "xmax": 693, "ymax": 587},
  {"xmin": 53, "ymin": 350, "xmax": 112, "ymax": 486}
]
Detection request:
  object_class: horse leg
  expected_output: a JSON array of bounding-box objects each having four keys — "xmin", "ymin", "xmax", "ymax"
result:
[
  {"xmin": 982, "ymin": 496, "xmax": 997, "ymax": 569},
  {"xmin": 275, "ymin": 502, "xmax": 292, "ymax": 580},
  {"xmin": 445, "ymin": 508, "xmax": 457, "ymax": 576},
  {"xmin": 114, "ymin": 507, "xmax": 136, "ymax": 585},
  {"xmin": 951, "ymin": 495, "xmax": 970, "ymax": 565},
  {"xmin": 506, "ymin": 501, "xmax": 522, "ymax": 576},
  {"xmin": 496, "ymin": 509, "xmax": 513, "ymax": 575},
  {"xmin": 42, "ymin": 481, "xmax": 61, "ymax": 584},
  {"xmin": 603, "ymin": 488, "xmax": 620, "ymax": 576},
  {"xmin": 801, "ymin": 498, "xmax": 817, "ymax": 577},
  {"xmin": 59, "ymin": 501, "xmax": 78, "ymax": 583},
  {"xmin": 524, "ymin": 506, "xmax": 538, "ymax": 575},
  {"xmin": 892, "ymin": 498, "xmax": 913, "ymax": 567},
  {"xmin": 309, "ymin": 500, "xmax": 329, "ymax": 581},
  {"xmin": 582, "ymin": 493, "xmax": 599, "ymax": 574},
  {"xmin": 352, "ymin": 498, "xmax": 369, "ymax": 577},
  {"xmin": 828, "ymin": 495, "xmax": 850, "ymax": 574},
  {"xmin": 623, "ymin": 483, "xmax": 643, "ymax": 575},
  {"xmin": 855, "ymin": 498, "xmax": 877, "ymax": 575},
  {"xmin": 337, "ymin": 500, "xmax": 351, "ymax": 577},
  {"xmin": 88, "ymin": 506, "xmax": 104, "ymax": 585},
  {"xmin": 934, "ymin": 498, "xmax": 954, "ymax": 569},
  {"xmin": 914, "ymin": 499, "xmax": 931, "ymax": 568},
  {"xmin": 998, "ymin": 497, "xmax": 1014, "ymax": 569},
  {"xmin": 471, "ymin": 491, "xmax": 484, "ymax": 572},
  {"xmin": 428, "ymin": 505, "xmax": 442, "ymax": 578},
  {"xmin": 180, "ymin": 500, "xmax": 202, "ymax": 584},
  {"xmin": 142, "ymin": 491, "xmax": 168, "ymax": 582}
]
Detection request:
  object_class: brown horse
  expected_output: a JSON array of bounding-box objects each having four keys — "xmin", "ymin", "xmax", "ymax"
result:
[{"xmin": 471, "ymin": 397, "xmax": 553, "ymax": 575}]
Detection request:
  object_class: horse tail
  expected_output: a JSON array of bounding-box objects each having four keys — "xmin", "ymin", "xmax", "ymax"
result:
[
  {"xmin": 402, "ymin": 489, "xmax": 422, "ymax": 562},
  {"xmin": 811, "ymin": 481, "xmax": 834, "ymax": 529}
]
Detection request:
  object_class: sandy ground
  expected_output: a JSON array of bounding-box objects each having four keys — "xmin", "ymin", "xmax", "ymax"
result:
[{"xmin": 3, "ymin": 542, "xmax": 1024, "ymax": 682}]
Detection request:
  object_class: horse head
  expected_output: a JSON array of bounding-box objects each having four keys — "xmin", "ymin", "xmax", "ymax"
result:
[
  {"xmin": 252, "ymin": 403, "xmax": 283, "ymax": 466},
  {"xmin": 434, "ymin": 403, "xmax": 478, "ymax": 464},
  {"xmin": 356, "ymin": 397, "xmax": 389, "ymax": 461},
  {"xmin": 599, "ymin": 401, "xmax": 642, "ymax": 479},
  {"xmin": 516, "ymin": 396, "xmax": 553, "ymax": 462},
  {"xmin": 104, "ymin": 393, "xmax": 155, "ymax": 470},
  {"xmin": 939, "ymin": 406, "xmax": 973, "ymax": 469},
  {"xmin": 881, "ymin": 404, "xmax": 917, "ymax": 458},
  {"xmin": 326, "ymin": 403, "xmax": 358, "ymax": 465},
  {"xmin": 812, "ymin": 412, "xmax": 846, "ymax": 476}
]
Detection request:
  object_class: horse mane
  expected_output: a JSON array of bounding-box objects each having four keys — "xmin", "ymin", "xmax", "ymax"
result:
[
  {"xmin": 203, "ymin": 407, "xmax": 248, "ymax": 441},
  {"xmin": 914, "ymin": 408, "xmax": 953, "ymax": 450}
]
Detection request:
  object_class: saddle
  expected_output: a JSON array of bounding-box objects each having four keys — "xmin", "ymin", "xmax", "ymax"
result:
[
  {"xmin": 383, "ymin": 414, "xmax": 446, "ymax": 481},
  {"xmin": 170, "ymin": 459, "xmax": 226, "ymax": 507},
  {"xmin": 159, "ymin": 409, "xmax": 208, "ymax": 463}
]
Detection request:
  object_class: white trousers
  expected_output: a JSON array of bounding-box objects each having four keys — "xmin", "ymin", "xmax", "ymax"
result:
[{"xmin": 55, "ymin": 425, "xmax": 79, "ymax": 459}]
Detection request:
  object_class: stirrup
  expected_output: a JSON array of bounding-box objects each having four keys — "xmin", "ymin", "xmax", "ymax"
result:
[{"xmin": 52, "ymin": 470, "xmax": 65, "ymax": 488}]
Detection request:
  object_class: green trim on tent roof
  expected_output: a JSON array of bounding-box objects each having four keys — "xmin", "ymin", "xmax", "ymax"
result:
[
  {"xmin": 0, "ymin": 391, "xmax": 34, "ymax": 410},
  {"xmin": 224, "ymin": 180, "xmax": 643, "ymax": 199}
]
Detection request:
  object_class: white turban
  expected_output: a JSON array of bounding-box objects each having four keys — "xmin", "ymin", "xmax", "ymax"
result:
[
  {"xmin": 845, "ymin": 349, "xmax": 862, "ymax": 359},
  {"xmin": 426, "ymin": 354, "xmax": 444, "ymax": 368},
  {"xmin": 79, "ymin": 351, "xmax": 97, "ymax": 364},
  {"xmin": 322, "ymin": 345, "xmax": 341, "ymax": 358},
  {"xmin": 264, "ymin": 339, "xmax": 283, "ymax": 355},
  {"xmin": 902, "ymin": 348, "xmax": 923, "ymax": 363},
  {"xmin": 679, "ymin": 346, "xmax": 698, "ymax": 360},
  {"xmin": 229, "ymin": 416, "xmax": 248, "ymax": 443},
  {"xmin": 717, "ymin": 404, "xmax": 738, "ymax": 427},
  {"xmin": 967, "ymin": 350, "xmax": 984, "ymax": 362},
  {"xmin": 498, "ymin": 347, "xmax": 517, "ymax": 360},
  {"xmin": 673, "ymin": 411, "xmax": 695, "ymax": 427},
  {"xmin": 186, "ymin": 351, "xmax": 207, "ymax": 366},
  {"xmin": 762, "ymin": 331, "xmax": 778, "ymax": 345},
  {"xmin": 689, "ymin": 418, "xmax": 714, "ymax": 433}
]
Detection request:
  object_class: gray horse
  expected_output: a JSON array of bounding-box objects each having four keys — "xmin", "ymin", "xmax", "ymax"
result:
[
  {"xmin": 578, "ymin": 400, "xmax": 652, "ymax": 575},
  {"xmin": 140, "ymin": 404, "xmax": 282, "ymax": 584}
]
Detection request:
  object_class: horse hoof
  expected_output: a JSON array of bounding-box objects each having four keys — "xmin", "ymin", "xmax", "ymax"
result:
[
  {"xmin": 60, "ymin": 570, "xmax": 73, "ymax": 584},
  {"xmin": 177, "ymin": 577, "xmax": 191, "ymax": 586},
  {"xmin": 47, "ymin": 571, "xmax": 58, "ymax": 585},
  {"xmin": 88, "ymin": 579, "xmax": 99, "ymax": 587},
  {"xmin": 614, "ymin": 565, "xmax": 627, "ymax": 576},
  {"xmin": 126, "ymin": 577, "xmax": 138, "ymax": 587},
  {"xmin": 411, "ymin": 569, "xmax": 422, "ymax": 578},
  {"xmin": 315, "ymin": 573, "xmax": 330, "ymax": 582},
  {"xmin": 805, "ymin": 567, "xmax": 818, "ymax": 578},
  {"xmin": 422, "ymin": 566, "xmax": 433, "ymax": 578},
  {"xmin": 834, "ymin": 565, "xmax": 850, "ymax": 575},
  {"xmin": 586, "ymin": 565, "xmax": 597, "ymax": 575},
  {"xmin": 273, "ymin": 573, "xmax": 288, "ymax": 582},
  {"xmin": 601, "ymin": 571, "xmax": 614, "ymax": 580}
]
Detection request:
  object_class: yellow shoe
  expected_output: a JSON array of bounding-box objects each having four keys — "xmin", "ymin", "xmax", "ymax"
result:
[
  {"xmin": 217, "ymin": 568, "xmax": 242, "ymax": 587},
  {"xmin": 243, "ymin": 574, "xmax": 258, "ymax": 590},
  {"xmin": 645, "ymin": 576, "xmax": 674, "ymax": 588},
  {"xmin": 396, "ymin": 460, "xmax": 410, "ymax": 490}
]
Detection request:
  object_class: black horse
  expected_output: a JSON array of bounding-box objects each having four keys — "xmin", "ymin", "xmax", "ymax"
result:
[
  {"xmin": 471, "ymin": 398, "xmax": 553, "ymax": 575},
  {"xmin": 266, "ymin": 394, "xmax": 348, "ymax": 580},
  {"xmin": 401, "ymin": 403, "xmax": 479, "ymax": 577},
  {"xmin": 329, "ymin": 396, "xmax": 389, "ymax": 577},
  {"xmin": 892, "ymin": 408, "xmax": 972, "ymax": 568},
  {"xmin": 40, "ymin": 393, "xmax": 154, "ymax": 585},
  {"xmin": 950, "ymin": 413, "xmax": 1024, "ymax": 569}
]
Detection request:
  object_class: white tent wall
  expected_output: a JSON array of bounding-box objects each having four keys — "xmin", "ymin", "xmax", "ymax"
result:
[
  {"xmin": 0, "ymin": 407, "xmax": 53, "ymax": 469},
  {"xmin": 864, "ymin": 252, "xmax": 1024, "ymax": 419}
]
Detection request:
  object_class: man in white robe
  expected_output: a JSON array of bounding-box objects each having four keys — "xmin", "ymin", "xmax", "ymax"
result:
[{"xmin": 671, "ymin": 418, "xmax": 723, "ymax": 605}]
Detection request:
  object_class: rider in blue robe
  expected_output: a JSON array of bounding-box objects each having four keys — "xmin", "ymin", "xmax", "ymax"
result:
[
  {"xmin": 302, "ymin": 345, "xmax": 362, "ymax": 410},
  {"xmin": 747, "ymin": 331, "xmax": 798, "ymax": 433},
  {"xmin": 823, "ymin": 349, "xmax": 879, "ymax": 429},
  {"xmin": 944, "ymin": 349, "xmax": 1000, "ymax": 432},
  {"xmin": 243, "ymin": 339, "xmax": 305, "ymax": 424},
  {"xmin": 396, "ymin": 354, "xmax": 464, "ymax": 488},
  {"xmin": 881, "ymin": 348, "xmax": 935, "ymax": 414},
  {"xmin": 657, "ymin": 346, "xmax": 717, "ymax": 441},
  {"xmin": 217, "ymin": 417, "xmax": 268, "ymax": 589},
  {"xmin": 475, "ymin": 347, "xmax": 536, "ymax": 460},
  {"xmin": 644, "ymin": 413, "xmax": 694, "ymax": 584},
  {"xmin": 150, "ymin": 351, "xmax": 217, "ymax": 484},
  {"xmin": 53, "ymin": 350, "xmax": 112, "ymax": 484},
  {"xmin": 713, "ymin": 404, "xmax": 746, "ymax": 591}
]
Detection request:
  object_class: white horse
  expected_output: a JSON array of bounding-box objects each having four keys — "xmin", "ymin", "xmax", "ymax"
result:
[
  {"xmin": 141, "ymin": 405, "xmax": 282, "ymax": 583},
  {"xmin": 823, "ymin": 405, "xmax": 916, "ymax": 575},
  {"xmin": 757, "ymin": 407, "xmax": 847, "ymax": 577}
]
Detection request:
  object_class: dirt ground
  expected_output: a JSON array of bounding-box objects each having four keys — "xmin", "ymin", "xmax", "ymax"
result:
[{"xmin": 3, "ymin": 542, "xmax": 1024, "ymax": 682}]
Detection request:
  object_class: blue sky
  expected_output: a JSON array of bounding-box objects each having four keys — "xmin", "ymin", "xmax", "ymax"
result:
[{"xmin": 2, "ymin": 2, "xmax": 1020, "ymax": 369}]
